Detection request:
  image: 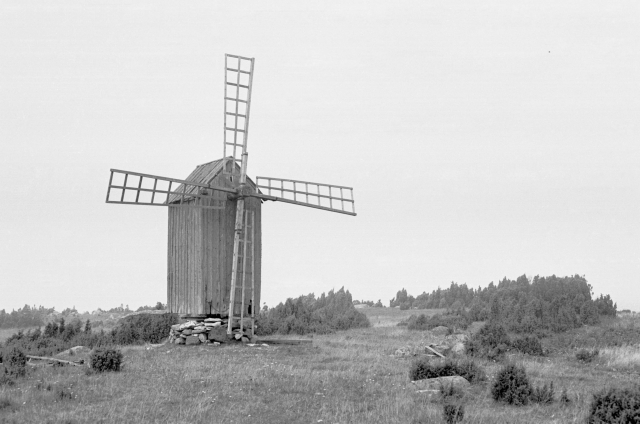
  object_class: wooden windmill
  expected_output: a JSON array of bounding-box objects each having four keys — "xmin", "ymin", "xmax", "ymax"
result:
[{"xmin": 106, "ymin": 54, "xmax": 356, "ymax": 335}]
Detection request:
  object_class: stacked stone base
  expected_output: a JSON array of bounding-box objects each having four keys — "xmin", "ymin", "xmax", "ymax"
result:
[{"xmin": 168, "ymin": 317, "xmax": 256, "ymax": 346}]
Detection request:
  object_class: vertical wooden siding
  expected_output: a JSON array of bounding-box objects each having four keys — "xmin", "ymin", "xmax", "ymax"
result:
[{"xmin": 168, "ymin": 163, "xmax": 262, "ymax": 316}]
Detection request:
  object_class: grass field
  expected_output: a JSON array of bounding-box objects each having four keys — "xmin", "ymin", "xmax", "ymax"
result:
[{"xmin": 1, "ymin": 311, "xmax": 639, "ymax": 423}]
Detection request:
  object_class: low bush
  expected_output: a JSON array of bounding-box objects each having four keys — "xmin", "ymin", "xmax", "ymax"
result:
[
  {"xmin": 512, "ymin": 335, "xmax": 544, "ymax": 356},
  {"xmin": 465, "ymin": 322, "xmax": 511, "ymax": 360},
  {"xmin": 440, "ymin": 383, "xmax": 465, "ymax": 424},
  {"xmin": 531, "ymin": 381, "xmax": 555, "ymax": 404},
  {"xmin": 114, "ymin": 313, "xmax": 179, "ymax": 344},
  {"xmin": 409, "ymin": 358, "xmax": 486, "ymax": 384},
  {"xmin": 588, "ymin": 386, "xmax": 640, "ymax": 423},
  {"xmin": 2, "ymin": 347, "xmax": 26, "ymax": 378},
  {"xmin": 89, "ymin": 348, "xmax": 123, "ymax": 372},
  {"xmin": 0, "ymin": 396, "xmax": 17, "ymax": 412},
  {"xmin": 576, "ymin": 348, "xmax": 599, "ymax": 363},
  {"xmin": 258, "ymin": 288, "xmax": 370, "ymax": 336},
  {"xmin": 491, "ymin": 363, "xmax": 532, "ymax": 406}
]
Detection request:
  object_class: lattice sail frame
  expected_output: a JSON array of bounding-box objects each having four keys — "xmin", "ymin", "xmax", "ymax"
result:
[
  {"xmin": 106, "ymin": 169, "xmax": 229, "ymax": 209},
  {"xmin": 223, "ymin": 54, "xmax": 255, "ymax": 176},
  {"xmin": 255, "ymin": 176, "xmax": 356, "ymax": 216}
]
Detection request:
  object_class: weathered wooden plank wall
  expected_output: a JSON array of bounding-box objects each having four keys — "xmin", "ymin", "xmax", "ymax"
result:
[{"xmin": 168, "ymin": 159, "xmax": 262, "ymax": 316}]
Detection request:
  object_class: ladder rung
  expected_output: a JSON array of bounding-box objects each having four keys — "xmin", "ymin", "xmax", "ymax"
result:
[
  {"xmin": 225, "ymin": 97, "xmax": 248, "ymax": 103},
  {"xmin": 226, "ymin": 82, "xmax": 250, "ymax": 89},
  {"xmin": 226, "ymin": 67, "xmax": 251, "ymax": 74},
  {"xmin": 225, "ymin": 127, "xmax": 245, "ymax": 133},
  {"xmin": 225, "ymin": 112, "xmax": 247, "ymax": 118}
]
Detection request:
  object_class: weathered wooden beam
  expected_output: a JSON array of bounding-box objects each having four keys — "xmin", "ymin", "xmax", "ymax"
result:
[
  {"xmin": 257, "ymin": 339, "xmax": 313, "ymax": 345},
  {"xmin": 425, "ymin": 345, "xmax": 445, "ymax": 358},
  {"xmin": 26, "ymin": 355, "xmax": 84, "ymax": 367}
]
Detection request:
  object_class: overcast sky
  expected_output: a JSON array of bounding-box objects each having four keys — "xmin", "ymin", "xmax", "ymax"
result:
[{"xmin": 1, "ymin": 1, "xmax": 638, "ymax": 313}]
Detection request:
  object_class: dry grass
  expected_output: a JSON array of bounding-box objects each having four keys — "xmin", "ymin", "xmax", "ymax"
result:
[
  {"xmin": 600, "ymin": 345, "xmax": 640, "ymax": 370},
  {"xmin": 1, "ymin": 311, "xmax": 639, "ymax": 423}
]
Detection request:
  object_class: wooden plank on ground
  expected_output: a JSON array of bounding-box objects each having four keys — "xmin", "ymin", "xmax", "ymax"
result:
[
  {"xmin": 425, "ymin": 345, "xmax": 445, "ymax": 358},
  {"xmin": 257, "ymin": 339, "xmax": 313, "ymax": 345},
  {"xmin": 27, "ymin": 355, "xmax": 84, "ymax": 367}
]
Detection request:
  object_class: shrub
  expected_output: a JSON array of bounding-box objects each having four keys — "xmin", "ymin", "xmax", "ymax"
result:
[
  {"xmin": 531, "ymin": 381, "xmax": 555, "ymax": 404},
  {"xmin": 576, "ymin": 348, "xmax": 599, "ymax": 363},
  {"xmin": 512, "ymin": 335, "xmax": 544, "ymax": 356},
  {"xmin": 409, "ymin": 358, "xmax": 486, "ymax": 384},
  {"xmin": 89, "ymin": 348, "xmax": 123, "ymax": 372},
  {"xmin": 588, "ymin": 386, "xmax": 640, "ymax": 423},
  {"xmin": 465, "ymin": 322, "xmax": 511, "ymax": 360},
  {"xmin": 0, "ymin": 396, "xmax": 17, "ymax": 412},
  {"xmin": 114, "ymin": 313, "xmax": 179, "ymax": 344},
  {"xmin": 440, "ymin": 383, "xmax": 465, "ymax": 424},
  {"xmin": 491, "ymin": 363, "xmax": 532, "ymax": 406},
  {"xmin": 3, "ymin": 347, "xmax": 26, "ymax": 378},
  {"xmin": 0, "ymin": 369, "xmax": 15, "ymax": 386}
]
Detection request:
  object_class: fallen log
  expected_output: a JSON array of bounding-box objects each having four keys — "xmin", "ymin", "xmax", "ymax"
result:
[
  {"xmin": 26, "ymin": 355, "xmax": 84, "ymax": 367},
  {"xmin": 424, "ymin": 345, "xmax": 445, "ymax": 358},
  {"xmin": 256, "ymin": 339, "xmax": 313, "ymax": 345}
]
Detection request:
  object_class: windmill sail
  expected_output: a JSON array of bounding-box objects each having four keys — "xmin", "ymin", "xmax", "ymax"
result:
[
  {"xmin": 106, "ymin": 169, "xmax": 233, "ymax": 209},
  {"xmin": 254, "ymin": 176, "xmax": 356, "ymax": 216},
  {"xmin": 223, "ymin": 54, "xmax": 255, "ymax": 176}
]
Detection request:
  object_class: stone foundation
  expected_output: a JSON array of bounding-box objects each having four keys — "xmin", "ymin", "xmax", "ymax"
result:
[{"xmin": 168, "ymin": 317, "xmax": 256, "ymax": 345}]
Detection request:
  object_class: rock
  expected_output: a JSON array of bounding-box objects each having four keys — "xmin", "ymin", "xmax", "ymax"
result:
[
  {"xmin": 431, "ymin": 326, "xmax": 450, "ymax": 336},
  {"xmin": 241, "ymin": 336, "xmax": 250, "ymax": 343},
  {"xmin": 180, "ymin": 333, "xmax": 188, "ymax": 339},
  {"xmin": 213, "ymin": 342, "xmax": 220, "ymax": 346},
  {"xmin": 175, "ymin": 338, "xmax": 185, "ymax": 345},
  {"xmin": 205, "ymin": 318, "xmax": 222, "ymax": 323},
  {"xmin": 394, "ymin": 347, "xmax": 412, "ymax": 357},
  {"xmin": 185, "ymin": 336, "xmax": 201, "ymax": 345},
  {"xmin": 182, "ymin": 329, "xmax": 193, "ymax": 336},
  {"xmin": 208, "ymin": 327, "xmax": 227, "ymax": 342},
  {"xmin": 194, "ymin": 326, "xmax": 207, "ymax": 331},
  {"xmin": 171, "ymin": 324, "xmax": 182, "ymax": 331},
  {"xmin": 234, "ymin": 333, "xmax": 243, "ymax": 340},
  {"xmin": 198, "ymin": 334, "xmax": 208, "ymax": 343},
  {"xmin": 411, "ymin": 376, "xmax": 470, "ymax": 391},
  {"xmin": 451, "ymin": 342, "xmax": 465, "ymax": 354},
  {"xmin": 205, "ymin": 322, "xmax": 222, "ymax": 327},
  {"xmin": 179, "ymin": 321, "xmax": 197, "ymax": 330},
  {"xmin": 192, "ymin": 329, "xmax": 207, "ymax": 334}
]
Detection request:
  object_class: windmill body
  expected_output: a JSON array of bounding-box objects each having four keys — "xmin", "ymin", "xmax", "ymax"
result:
[
  {"xmin": 167, "ymin": 159, "xmax": 261, "ymax": 316},
  {"xmin": 106, "ymin": 54, "xmax": 356, "ymax": 334}
]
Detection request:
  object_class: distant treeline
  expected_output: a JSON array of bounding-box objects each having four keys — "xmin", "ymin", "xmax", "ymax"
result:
[
  {"xmin": 0, "ymin": 303, "xmax": 167, "ymax": 329},
  {"xmin": 258, "ymin": 287, "xmax": 370, "ymax": 335},
  {"xmin": 392, "ymin": 274, "xmax": 617, "ymax": 333}
]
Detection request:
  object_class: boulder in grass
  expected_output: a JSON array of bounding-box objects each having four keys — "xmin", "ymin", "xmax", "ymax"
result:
[
  {"xmin": 241, "ymin": 336, "xmax": 250, "ymax": 343},
  {"xmin": 412, "ymin": 376, "xmax": 470, "ymax": 391},
  {"xmin": 175, "ymin": 338, "xmax": 186, "ymax": 345},
  {"xmin": 430, "ymin": 326, "xmax": 450, "ymax": 337},
  {"xmin": 198, "ymin": 334, "xmax": 208, "ymax": 343}
]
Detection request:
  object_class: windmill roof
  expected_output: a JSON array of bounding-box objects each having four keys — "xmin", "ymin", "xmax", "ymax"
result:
[{"xmin": 167, "ymin": 158, "xmax": 256, "ymax": 204}]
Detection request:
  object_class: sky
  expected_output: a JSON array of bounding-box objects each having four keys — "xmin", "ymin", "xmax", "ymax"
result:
[{"xmin": 1, "ymin": 1, "xmax": 638, "ymax": 312}]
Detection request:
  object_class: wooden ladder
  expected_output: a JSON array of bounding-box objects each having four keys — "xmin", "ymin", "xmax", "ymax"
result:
[{"xmin": 227, "ymin": 209, "xmax": 256, "ymax": 337}]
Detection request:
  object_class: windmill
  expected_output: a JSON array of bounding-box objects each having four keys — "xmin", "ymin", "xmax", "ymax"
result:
[{"xmin": 105, "ymin": 54, "xmax": 356, "ymax": 336}]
